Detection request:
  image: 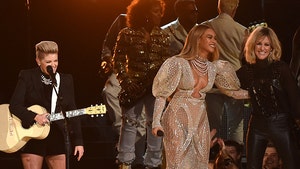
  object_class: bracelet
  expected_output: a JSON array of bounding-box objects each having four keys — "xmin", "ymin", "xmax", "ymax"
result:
[{"xmin": 231, "ymin": 91, "xmax": 235, "ymax": 97}]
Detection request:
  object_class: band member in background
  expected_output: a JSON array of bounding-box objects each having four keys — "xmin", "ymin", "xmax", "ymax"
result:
[
  {"xmin": 113, "ymin": 0, "xmax": 170, "ymax": 168},
  {"xmin": 161, "ymin": 0, "xmax": 198, "ymax": 56},
  {"xmin": 202, "ymin": 0, "xmax": 247, "ymax": 145},
  {"xmin": 290, "ymin": 26, "xmax": 300, "ymax": 87},
  {"xmin": 99, "ymin": 13, "xmax": 147, "ymax": 169}
]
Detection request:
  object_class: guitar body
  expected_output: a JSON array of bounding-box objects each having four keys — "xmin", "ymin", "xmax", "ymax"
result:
[{"xmin": 0, "ymin": 104, "xmax": 50, "ymax": 153}]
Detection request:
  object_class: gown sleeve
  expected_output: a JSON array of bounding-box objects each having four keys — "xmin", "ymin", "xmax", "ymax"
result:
[
  {"xmin": 214, "ymin": 60, "xmax": 249, "ymax": 99},
  {"xmin": 152, "ymin": 57, "xmax": 182, "ymax": 128}
]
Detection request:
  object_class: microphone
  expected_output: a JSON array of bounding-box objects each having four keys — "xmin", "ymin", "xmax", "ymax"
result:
[
  {"xmin": 46, "ymin": 65, "xmax": 57, "ymax": 86},
  {"xmin": 157, "ymin": 130, "xmax": 164, "ymax": 137}
]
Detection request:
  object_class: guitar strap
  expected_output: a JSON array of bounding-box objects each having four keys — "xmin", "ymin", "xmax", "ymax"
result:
[{"xmin": 51, "ymin": 73, "xmax": 60, "ymax": 114}]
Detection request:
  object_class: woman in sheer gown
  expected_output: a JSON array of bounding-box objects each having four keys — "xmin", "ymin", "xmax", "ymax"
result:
[{"xmin": 152, "ymin": 24, "xmax": 248, "ymax": 169}]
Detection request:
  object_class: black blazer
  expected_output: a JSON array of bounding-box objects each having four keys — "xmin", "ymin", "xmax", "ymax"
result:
[{"xmin": 9, "ymin": 67, "xmax": 83, "ymax": 146}]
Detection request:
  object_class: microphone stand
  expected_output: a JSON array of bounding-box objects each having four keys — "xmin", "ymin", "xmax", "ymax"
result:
[{"xmin": 51, "ymin": 82, "xmax": 71, "ymax": 169}]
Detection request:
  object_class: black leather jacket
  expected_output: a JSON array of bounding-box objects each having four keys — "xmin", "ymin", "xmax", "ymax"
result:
[{"xmin": 237, "ymin": 60, "xmax": 300, "ymax": 119}]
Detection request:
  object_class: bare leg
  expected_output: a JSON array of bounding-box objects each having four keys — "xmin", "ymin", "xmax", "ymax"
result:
[
  {"xmin": 21, "ymin": 153, "xmax": 43, "ymax": 169},
  {"xmin": 45, "ymin": 154, "xmax": 66, "ymax": 169}
]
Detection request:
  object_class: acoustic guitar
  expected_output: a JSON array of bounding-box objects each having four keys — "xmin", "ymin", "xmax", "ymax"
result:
[{"xmin": 0, "ymin": 104, "xmax": 106, "ymax": 153}]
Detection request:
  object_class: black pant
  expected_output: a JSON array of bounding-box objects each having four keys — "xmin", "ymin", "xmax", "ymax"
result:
[{"xmin": 246, "ymin": 113, "xmax": 300, "ymax": 169}]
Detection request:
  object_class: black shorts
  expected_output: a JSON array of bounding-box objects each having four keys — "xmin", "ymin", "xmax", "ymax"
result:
[{"xmin": 21, "ymin": 123, "xmax": 66, "ymax": 156}]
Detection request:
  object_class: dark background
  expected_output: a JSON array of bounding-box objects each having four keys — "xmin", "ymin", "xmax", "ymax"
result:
[{"xmin": 1, "ymin": 0, "xmax": 300, "ymax": 168}]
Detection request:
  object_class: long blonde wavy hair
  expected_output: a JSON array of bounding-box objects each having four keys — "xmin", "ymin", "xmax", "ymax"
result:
[
  {"xmin": 178, "ymin": 24, "xmax": 219, "ymax": 62},
  {"xmin": 244, "ymin": 26, "xmax": 282, "ymax": 64}
]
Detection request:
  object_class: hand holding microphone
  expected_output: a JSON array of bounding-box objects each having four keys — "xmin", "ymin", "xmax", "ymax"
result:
[
  {"xmin": 157, "ymin": 130, "xmax": 164, "ymax": 137},
  {"xmin": 152, "ymin": 127, "xmax": 164, "ymax": 137}
]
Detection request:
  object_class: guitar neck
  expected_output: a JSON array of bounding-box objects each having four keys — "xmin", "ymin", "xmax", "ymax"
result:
[
  {"xmin": 47, "ymin": 104, "xmax": 106, "ymax": 121},
  {"xmin": 48, "ymin": 108, "xmax": 85, "ymax": 122}
]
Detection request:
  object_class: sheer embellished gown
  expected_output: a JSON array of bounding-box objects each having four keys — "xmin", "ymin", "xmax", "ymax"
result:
[{"xmin": 152, "ymin": 56, "xmax": 242, "ymax": 169}]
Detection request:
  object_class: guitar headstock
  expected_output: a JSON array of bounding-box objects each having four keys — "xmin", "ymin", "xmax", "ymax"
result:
[
  {"xmin": 85, "ymin": 104, "xmax": 106, "ymax": 117},
  {"xmin": 248, "ymin": 20, "xmax": 268, "ymax": 33}
]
